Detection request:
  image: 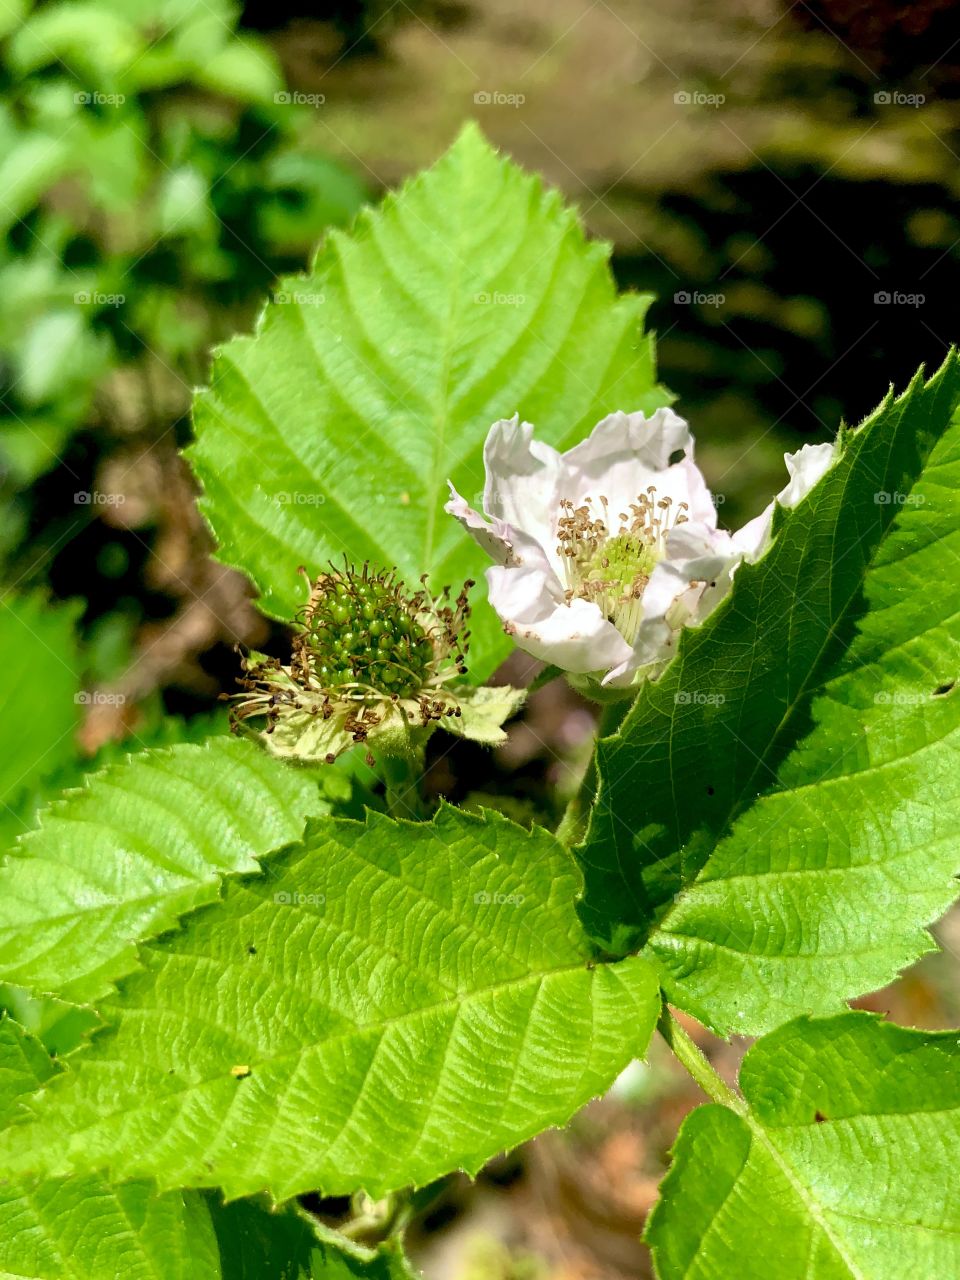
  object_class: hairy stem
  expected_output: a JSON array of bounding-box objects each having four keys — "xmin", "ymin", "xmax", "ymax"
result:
[
  {"xmin": 656, "ymin": 1006, "xmax": 745, "ymax": 1113},
  {"xmin": 381, "ymin": 739, "xmax": 428, "ymax": 820}
]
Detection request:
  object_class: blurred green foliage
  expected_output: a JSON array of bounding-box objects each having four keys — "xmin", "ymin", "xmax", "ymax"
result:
[
  {"xmin": 0, "ymin": 0, "xmax": 370, "ymax": 874},
  {"xmin": 0, "ymin": 0, "xmax": 365, "ymax": 543},
  {"xmin": 0, "ymin": 581, "xmax": 231, "ymax": 854},
  {"xmin": 0, "ymin": 591, "xmax": 82, "ymax": 845}
]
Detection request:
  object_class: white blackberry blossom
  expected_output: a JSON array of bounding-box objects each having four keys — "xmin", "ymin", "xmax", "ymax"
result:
[{"xmin": 446, "ymin": 408, "xmax": 835, "ymax": 691}]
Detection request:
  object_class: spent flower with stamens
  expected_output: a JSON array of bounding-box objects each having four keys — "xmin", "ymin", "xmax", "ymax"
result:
[
  {"xmin": 446, "ymin": 408, "xmax": 836, "ymax": 692},
  {"xmin": 229, "ymin": 561, "xmax": 523, "ymax": 762}
]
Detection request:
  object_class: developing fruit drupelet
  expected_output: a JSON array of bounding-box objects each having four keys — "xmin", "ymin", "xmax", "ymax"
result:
[
  {"xmin": 229, "ymin": 561, "xmax": 473, "ymax": 759},
  {"xmin": 295, "ymin": 565, "xmax": 441, "ymax": 698}
]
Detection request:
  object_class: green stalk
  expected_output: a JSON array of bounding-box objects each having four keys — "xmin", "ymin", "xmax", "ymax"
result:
[
  {"xmin": 380, "ymin": 728, "xmax": 430, "ymax": 820},
  {"xmin": 656, "ymin": 1006, "xmax": 745, "ymax": 1113}
]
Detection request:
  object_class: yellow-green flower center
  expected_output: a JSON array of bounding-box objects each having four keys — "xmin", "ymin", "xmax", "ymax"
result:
[{"xmin": 556, "ymin": 489, "xmax": 689, "ymax": 641}]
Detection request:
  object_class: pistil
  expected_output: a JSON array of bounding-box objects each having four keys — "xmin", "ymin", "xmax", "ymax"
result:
[
  {"xmin": 556, "ymin": 490, "xmax": 689, "ymax": 642},
  {"xmin": 228, "ymin": 560, "xmax": 473, "ymax": 757}
]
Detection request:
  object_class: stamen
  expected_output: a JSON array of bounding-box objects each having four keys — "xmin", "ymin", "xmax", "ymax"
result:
[
  {"xmin": 229, "ymin": 560, "xmax": 473, "ymax": 755},
  {"xmin": 555, "ymin": 487, "xmax": 692, "ymax": 643}
]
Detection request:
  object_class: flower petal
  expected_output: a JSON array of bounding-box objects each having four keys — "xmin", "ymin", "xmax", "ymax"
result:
[
  {"xmin": 608, "ymin": 440, "xmax": 840, "ymax": 685},
  {"xmin": 670, "ymin": 456, "xmax": 720, "ymax": 529},
  {"xmin": 731, "ymin": 508, "xmax": 772, "ymax": 561},
  {"xmin": 445, "ymin": 482, "xmax": 561, "ymax": 578},
  {"xmin": 481, "ymin": 416, "xmax": 566, "ymax": 556},
  {"xmin": 486, "ymin": 563, "xmax": 631, "ymax": 673},
  {"xmin": 558, "ymin": 411, "xmax": 715, "ymax": 535},
  {"xmin": 731, "ymin": 439, "xmax": 838, "ymax": 563},
  {"xmin": 649, "ymin": 523, "xmax": 740, "ymax": 612},
  {"xmin": 779, "ymin": 440, "xmax": 836, "ymax": 507},
  {"xmin": 603, "ymin": 523, "xmax": 743, "ymax": 686},
  {"xmin": 444, "ymin": 483, "xmax": 515, "ymax": 565},
  {"xmin": 563, "ymin": 407, "xmax": 693, "ymax": 477}
]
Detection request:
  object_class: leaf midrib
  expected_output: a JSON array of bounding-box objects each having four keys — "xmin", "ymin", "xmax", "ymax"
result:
[
  {"xmin": 17, "ymin": 955, "xmax": 633, "ymax": 1167},
  {"xmin": 742, "ymin": 1107, "xmax": 960, "ymax": 1278},
  {"xmin": 745, "ymin": 1113, "xmax": 871, "ymax": 1280},
  {"xmin": 421, "ymin": 153, "xmax": 468, "ymax": 572},
  {"xmin": 660, "ymin": 379, "xmax": 938, "ymax": 920}
]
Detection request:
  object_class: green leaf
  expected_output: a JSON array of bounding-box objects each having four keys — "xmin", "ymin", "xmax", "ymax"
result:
[
  {"xmin": 0, "ymin": 1016, "xmax": 221, "ymax": 1280},
  {"xmin": 0, "ymin": 0, "xmax": 27, "ymax": 41},
  {"xmin": 0, "ymin": 1014, "xmax": 55, "ymax": 1109},
  {"xmin": 0, "ymin": 135, "xmax": 76, "ymax": 234},
  {"xmin": 189, "ymin": 124, "xmax": 667, "ymax": 679},
  {"xmin": 0, "ymin": 807, "xmax": 659, "ymax": 1200},
  {"xmin": 576, "ymin": 355, "xmax": 960, "ymax": 1033},
  {"xmin": 195, "ymin": 38, "xmax": 283, "ymax": 106},
  {"xmin": 19, "ymin": 311, "xmax": 91, "ymax": 406},
  {"xmin": 257, "ymin": 150, "xmax": 368, "ymax": 255},
  {"xmin": 207, "ymin": 1195, "xmax": 321, "ymax": 1279},
  {"xmin": 210, "ymin": 1197, "xmax": 422, "ymax": 1280},
  {"xmin": 0, "ymin": 736, "xmax": 325, "ymax": 1004},
  {"xmin": 647, "ymin": 1012, "xmax": 960, "ymax": 1280},
  {"xmin": 0, "ymin": 593, "xmax": 82, "ymax": 829},
  {"xmin": 0, "ymin": 982, "xmax": 99, "ymax": 1058},
  {"xmin": 7, "ymin": 4, "xmax": 142, "ymax": 80}
]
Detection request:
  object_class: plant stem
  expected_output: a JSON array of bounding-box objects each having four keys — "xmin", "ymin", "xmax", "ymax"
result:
[
  {"xmin": 381, "ymin": 738, "xmax": 428, "ymax": 820},
  {"xmin": 555, "ymin": 697, "xmax": 632, "ymax": 846},
  {"xmin": 656, "ymin": 1006, "xmax": 746, "ymax": 1113}
]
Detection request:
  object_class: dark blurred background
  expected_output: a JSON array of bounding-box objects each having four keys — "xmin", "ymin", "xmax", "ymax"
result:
[{"xmin": 2, "ymin": 1, "xmax": 960, "ymax": 1275}]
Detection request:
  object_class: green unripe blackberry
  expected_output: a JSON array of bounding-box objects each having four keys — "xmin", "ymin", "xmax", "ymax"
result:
[
  {"xmin": 229, "ymin": 560, "xmax": 491, "ymax": 763},
  {"xmin": 290, "ymin": 561, "xmax": 469, "ymax": 703}
]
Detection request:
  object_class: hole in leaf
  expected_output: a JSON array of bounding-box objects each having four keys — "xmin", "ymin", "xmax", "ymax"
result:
[{"xmin": 933, "ymin": 681, "xmax": 956, "ymax": 697}]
